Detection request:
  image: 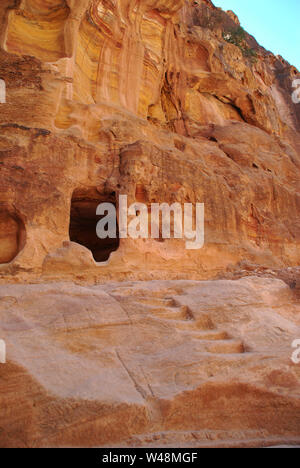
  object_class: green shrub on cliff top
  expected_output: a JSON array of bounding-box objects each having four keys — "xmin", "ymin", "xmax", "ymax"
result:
[{"xmin": 223, "ymin": 26, "xmax": 258, "ymax": 63}]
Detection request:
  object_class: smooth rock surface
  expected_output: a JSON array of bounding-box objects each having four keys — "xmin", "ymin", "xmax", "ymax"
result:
[{"xmin": 0, "ymin": 277, "xmax": 299, "ymax": 447}]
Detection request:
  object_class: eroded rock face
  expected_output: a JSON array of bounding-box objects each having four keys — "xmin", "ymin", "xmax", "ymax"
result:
[
  {"xmin": 0, "ymin": 277, "xmax": 299, "ymax": 447},
  {"xmin": 0, "ymin": 0, "xmax": 299, "ymax": 282},
  {"xmin": 0, "ymin": 0, "xmax": 300, "ymax": 449}
]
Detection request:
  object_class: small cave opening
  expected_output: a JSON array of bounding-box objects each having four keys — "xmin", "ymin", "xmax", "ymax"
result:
[
  {"xmin": 69, "ymin": 188, "xmax": 120, "ymax": 263},
  {"xmin": 0, "ymin": 208, "xmax": 26, "ymax": 264}
]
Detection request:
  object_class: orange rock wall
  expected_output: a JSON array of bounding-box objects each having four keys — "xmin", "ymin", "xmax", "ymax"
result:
[{"xmin": 0, "ymin": 0, "xmax": 299, "ymax": 282}]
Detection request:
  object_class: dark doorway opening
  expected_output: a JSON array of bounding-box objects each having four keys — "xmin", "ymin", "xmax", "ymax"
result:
[{"xmin": 69, "ymin": 188, "xmax": 119, "ymax": 263}]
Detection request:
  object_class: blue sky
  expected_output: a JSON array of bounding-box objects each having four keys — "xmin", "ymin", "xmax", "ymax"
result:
[{"xmin": 213, "ymin": 0, "xmax": 300, "ymax": 70}]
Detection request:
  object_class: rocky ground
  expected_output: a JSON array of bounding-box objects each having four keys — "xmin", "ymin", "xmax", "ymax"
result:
[{"xmin": 0, "ymin": 276, "xmax": 299, "ymax": 447}]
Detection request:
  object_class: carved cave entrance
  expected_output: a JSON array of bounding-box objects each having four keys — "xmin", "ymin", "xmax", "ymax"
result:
[
  {"xmin": 69, "ymin": 188, "xmax": 120, "ymax": 263},
  {"xmin": 0, "ymin": 208, "xmax": 26, "ymax": 264}
]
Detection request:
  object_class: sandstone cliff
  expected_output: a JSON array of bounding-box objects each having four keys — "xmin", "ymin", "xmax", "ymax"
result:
[
  {"xmin": 0, "ymin": 0, "xmax": 299, "ymax": 282},
  {"xmin": 0, "ymin": 0, "xmax": 300, "ymax": 449}
]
